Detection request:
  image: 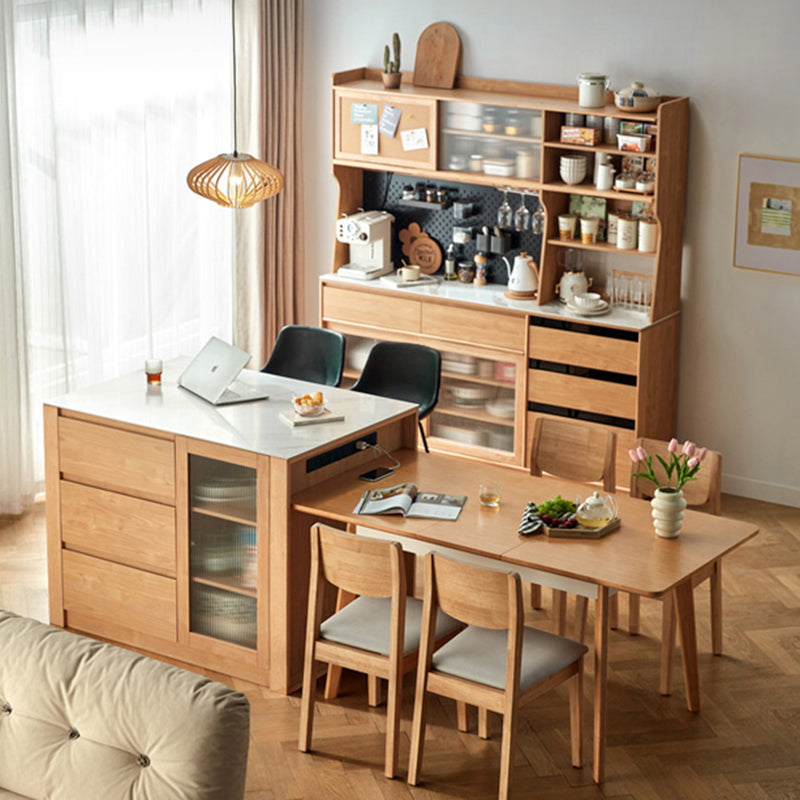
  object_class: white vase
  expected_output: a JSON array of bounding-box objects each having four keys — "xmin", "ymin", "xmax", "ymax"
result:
[{"xmin": 651, "ymin": 488, "xmax": 687, "ymax": 538}]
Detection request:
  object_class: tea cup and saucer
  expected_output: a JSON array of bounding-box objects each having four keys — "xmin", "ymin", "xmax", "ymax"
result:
[{"xmin": 568, "ymin": 292, "xmax": 610, "ymax": 316}]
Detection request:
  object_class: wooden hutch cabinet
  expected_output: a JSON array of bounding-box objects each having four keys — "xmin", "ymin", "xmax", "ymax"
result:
[{"xmin": 321, "ymin": 68, "xmax": 688, "ymax": 481}]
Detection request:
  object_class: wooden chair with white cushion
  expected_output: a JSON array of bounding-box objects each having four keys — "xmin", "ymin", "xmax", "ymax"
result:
[
  {"xmin": 628, "ymin": 437, "xmax": 723, "ymax": 694},
  {"xmin": 529, "ymin": 416, "xmax": 617, "ymax": 634},
  {"xmin": 408, "ymin": 552, "xmax": 587, "ymax": 800},
  {"xmin": 298, "ymin": 523, "xmax": 461, "ymax": 778}
]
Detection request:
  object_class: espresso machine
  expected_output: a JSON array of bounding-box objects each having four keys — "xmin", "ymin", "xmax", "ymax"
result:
[{"xmin": 335, "ymin": 210, "xmax": 395, "ymax": 279}]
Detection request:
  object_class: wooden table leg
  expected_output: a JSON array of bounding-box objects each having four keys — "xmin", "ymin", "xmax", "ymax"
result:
[
  {"xmin": 593, "ymin": 586, "xmax": 609, "ymax": 784},
  {"xmin": 673, "ymin": 579, "xmax": 700, "ymax": 712}
]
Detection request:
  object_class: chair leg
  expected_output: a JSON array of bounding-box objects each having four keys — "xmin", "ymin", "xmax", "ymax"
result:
[
  {"xmin": 569, "ymin": 664, "xmax": 584, "ymax": 768},
  {"xmin": 660, "ymin": 592, "xmax": 677, "ymax": 695},
  {"xmin": 498, "ymin": 700, "xmax": 519, "ymax": 800},
  {"xmin": 368, "ymin": 674, "xmax": 384, "ymax": 707},
  {"xmin": 478, "ymin": 706, "xmax": 489, "ymax": 740},
  {"xmin": 419, "ymin": 421, "xmax": 429, "ymax": 453},
  {"xmin": 384, "ymin": 673, "xmax": 401, "ymax": 778},
  {"xmin": 574, "ymin": 596, "xmax": 589, "ymax": 643},
  {"xmin": 710, "ymin": 559, "xmax": 723, "ymax": 655},
  {"xmin": 408, "ymin": 674, "xmax": 429, "ymax": 786},
  {"xmin": 298, "ymin": 647, "xmax": 316, "ymax": 753},
  {"xmin": 530, "ymin": 583, "xmax": 543, "ymax": 609},
  {"xmin": 628, "ymin": 593, "xmax": 641, "ymax": 635},
  {"xmin": 553, "ymin": 590, "xmax": 568, "ymax": 636},
  {"xmin": 456, "ymin": 701, "xmax": 469, "ymax": 732}
]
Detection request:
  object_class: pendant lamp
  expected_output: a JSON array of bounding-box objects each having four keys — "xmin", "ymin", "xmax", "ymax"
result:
[{"xmin": 187, "ymin": 0, "xmax": 284, "ymax": 208}]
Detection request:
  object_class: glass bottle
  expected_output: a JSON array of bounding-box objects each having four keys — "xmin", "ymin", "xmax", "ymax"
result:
[{"xmin": 444, "ymin": 243, "xmax": 457, "ymax": 281}]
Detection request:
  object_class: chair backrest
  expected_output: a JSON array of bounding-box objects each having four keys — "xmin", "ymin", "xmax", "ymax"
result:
[
  {"xmin": 351, "ymin": 341, "xmax": 441, "ymax": 420},
  {"xmin": 261, "ymin": 325, "xmax": 345, "ymax": 387},
  {"xmin": 530, "ymin": 417, "xmax": 617, "ymax": 491},
  {"xmin": 630, "ymin": 437, "xmax": 722, "ymax": 514},
  {"xmin": 312, "ymin": 523, "xmax": 405, "ymax": 601}
]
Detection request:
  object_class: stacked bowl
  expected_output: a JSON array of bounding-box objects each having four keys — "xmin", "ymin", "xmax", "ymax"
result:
[{"xmin": 559, "ymin": 154, "xmax": 587, "ymax": 185}]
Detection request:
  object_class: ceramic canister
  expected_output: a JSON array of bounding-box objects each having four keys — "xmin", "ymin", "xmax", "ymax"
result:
[
  {"xmin": 617, "ymin": 214, "xmax": 638, "ymax": 250},
  {"xmin": 606, "ymin": 212, "xmax": 619, "ymax": 245},
  {"xmin": 577, "ymin": 73, "xmax": 609, "ymax": 108},
  {"xmin": 638, "ymin": 219, "xmax": 658, "ymax": 252}
]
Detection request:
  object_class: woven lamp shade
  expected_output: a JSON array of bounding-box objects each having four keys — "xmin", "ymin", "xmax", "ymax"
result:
[{"xmin": 187, "ymin": 152, "xmax": 284, "ymax": 208}]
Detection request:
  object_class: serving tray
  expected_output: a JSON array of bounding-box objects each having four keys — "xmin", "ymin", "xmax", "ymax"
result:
[{"xmin": 544, "ymin": 517, "xmax": 621, "ymax": 539}]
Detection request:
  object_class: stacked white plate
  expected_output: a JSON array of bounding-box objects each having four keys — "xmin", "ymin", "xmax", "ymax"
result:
[{"xmin": 566, "ymin": 298, "xmax": 611, "ymax": 316}]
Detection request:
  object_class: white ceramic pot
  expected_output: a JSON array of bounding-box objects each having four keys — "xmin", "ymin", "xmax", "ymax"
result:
[
  {"xmin": 651, "ymin": 488, "xmax": 687, "ymax": 538},
  {"xmin": 577, "ymin": 73, "xmax": 610, "ymax": 108}
]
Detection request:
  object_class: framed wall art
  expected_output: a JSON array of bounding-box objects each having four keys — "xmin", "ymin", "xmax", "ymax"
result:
[{"xmin": 734, "ymin": 153, "xmax": 800, "ymax": 275}]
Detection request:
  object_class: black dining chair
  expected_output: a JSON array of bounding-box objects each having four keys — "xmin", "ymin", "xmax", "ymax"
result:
[
  {"xmin": 351, "ymin": 341, "xmax": 441, "ymax": 453},
  {"xmin": 261, "ymin": 325, "xmax": 346, "ymax": 387}
]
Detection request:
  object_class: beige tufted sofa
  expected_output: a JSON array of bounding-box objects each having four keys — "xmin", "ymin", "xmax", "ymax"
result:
[{"xmin": 0, "ymin": 610, "xmax": 250, "ymax": 800}]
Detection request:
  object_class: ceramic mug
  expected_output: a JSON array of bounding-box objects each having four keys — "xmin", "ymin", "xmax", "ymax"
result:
[
  {"xmin": 399, "ymin": 264, "xmax": 420, "ymax": 282},
  {"xmin": 580, "ymin": 216, "xmax": 600, "ymax": 244},
  {"xmin": 558, "ymin": 214, "xmax": 577, "ymax": 241}
]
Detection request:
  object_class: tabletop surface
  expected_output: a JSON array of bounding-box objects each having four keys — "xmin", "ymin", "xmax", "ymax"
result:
[
  {"xmin": 45, "ymin": 358, "xmax": 416, "ymax": 461},
  {"xmin": 292, "ymin": 449, "xmax": 759, "ymax": 596}
]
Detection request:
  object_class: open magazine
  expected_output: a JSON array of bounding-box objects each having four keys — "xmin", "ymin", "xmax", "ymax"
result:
[{"xmin": 354, "ymin": 483, "xmax": 467, "ymax": 521}]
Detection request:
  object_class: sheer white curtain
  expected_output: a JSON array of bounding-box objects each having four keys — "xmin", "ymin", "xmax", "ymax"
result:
[{"xmin": 1, "ymin": 0, "xmax": 237, "ymax": 513}]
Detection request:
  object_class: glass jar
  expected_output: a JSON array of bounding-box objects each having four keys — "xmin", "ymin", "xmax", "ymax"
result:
[
  {"xmin": 482, "ymin": 107, "xmax": 500, "ymax": 134},
  {"xmin": 457, "ymin": 260, "xmax": 475, "ymax": 283}
]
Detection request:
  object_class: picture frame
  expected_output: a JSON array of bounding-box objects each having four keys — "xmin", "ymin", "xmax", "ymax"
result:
[{"xmin": 734, "ymin": 153, "xmax": 800, "ymax": 275}]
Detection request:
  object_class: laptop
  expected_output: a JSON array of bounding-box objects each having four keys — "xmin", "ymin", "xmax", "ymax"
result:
[{"xmin": 178, "ymin": 336, "xmax": 270, "ymax": 405}]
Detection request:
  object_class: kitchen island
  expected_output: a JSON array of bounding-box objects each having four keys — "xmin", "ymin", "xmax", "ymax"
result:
[{"xmin": 44, "ymin": 359, "xmax": 418, "ymax": 693}]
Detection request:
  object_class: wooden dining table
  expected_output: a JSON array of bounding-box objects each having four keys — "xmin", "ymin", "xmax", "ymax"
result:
[{"xmin": 291, "ymin": 449, "xmax": 759, "ymax": 783}]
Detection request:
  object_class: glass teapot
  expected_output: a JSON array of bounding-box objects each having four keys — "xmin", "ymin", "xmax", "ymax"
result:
[{"xmin": 575, "ymin": 491, "xmax": 618, "ymax": 529}]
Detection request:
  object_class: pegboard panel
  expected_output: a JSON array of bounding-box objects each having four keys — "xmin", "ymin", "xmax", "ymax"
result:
[{"xmin": 363, "ymin": 172, "xmax": 543, "ymax": 285}]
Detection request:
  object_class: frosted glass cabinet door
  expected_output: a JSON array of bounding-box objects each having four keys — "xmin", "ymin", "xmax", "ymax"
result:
[
  {"xmin": 430, "ymin": 351, "xmax": 517, "ymax": 455},
  {"xmin": 188, "ymin": 455, "xmax": 258, "ymax": 649}
]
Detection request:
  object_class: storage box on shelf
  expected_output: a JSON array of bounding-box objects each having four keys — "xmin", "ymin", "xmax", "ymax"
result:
[{"xmin": 327, "ymin": 68, "xmax": 688, "ymax": 476}]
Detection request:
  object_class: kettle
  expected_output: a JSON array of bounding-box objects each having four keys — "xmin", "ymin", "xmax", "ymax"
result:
[
  {"xmin": 575, "ymin": 491, "xmax": 618, "ymax": 529},
  {"xmin": 557, "ymin": 270, "xmax": 592, "ymax": 304},
  {"xmin": 502, "ymin": 252, "xmax": 539, "ymax": 295}
]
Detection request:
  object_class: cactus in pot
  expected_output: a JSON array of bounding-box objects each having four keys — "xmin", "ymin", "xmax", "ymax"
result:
[{"xmin": 382, "ymin": 33, "xmax": 401, "ymax": 88}]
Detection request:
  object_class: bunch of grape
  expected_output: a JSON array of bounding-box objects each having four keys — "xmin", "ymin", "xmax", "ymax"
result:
[{"xmin": 537, "ymin": 495, "xmax": 578, "ymax": 529}]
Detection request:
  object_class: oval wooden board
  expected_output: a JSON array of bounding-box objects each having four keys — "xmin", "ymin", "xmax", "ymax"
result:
[
  {"xmin": 413, "ymin": 22, "xmax": 461, "ymax": 89},
  {"xmin": 408, "ymin": 236, "xmax": 442, "ymax": 273}
]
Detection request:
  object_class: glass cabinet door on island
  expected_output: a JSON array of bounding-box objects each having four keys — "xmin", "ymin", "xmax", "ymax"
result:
[{"xmin": 188, "ymin": 454, "xmax": 258, "ymax": 649}]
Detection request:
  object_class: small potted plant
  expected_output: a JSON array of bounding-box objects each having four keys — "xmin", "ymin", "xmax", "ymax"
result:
[{"xmin": 382, "ymin": 32, "xmax": 401, "ymax": 89}]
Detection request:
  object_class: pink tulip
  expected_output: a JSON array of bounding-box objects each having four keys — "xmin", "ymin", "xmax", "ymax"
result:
[
  {"xmin": 668, "ymin": 438, "xmax": 679, "ymax": 454},
  {"xmin": 688, "ymin": 456, "xmax": 699, "ymax": 468},
  {"xmin": 636, "ymin": 446, "xmax": 648, "ymax": 461},
  {"xmin": 682, "ymin": 441, "xmax": 696, "ymax": 457},
  {"xmin": 628, "ymin": 448, "xmax": 639, "ymax": 462},
  {"xmin": 697, "ymin": 447, "xmax": 707, "ymax": 462}
]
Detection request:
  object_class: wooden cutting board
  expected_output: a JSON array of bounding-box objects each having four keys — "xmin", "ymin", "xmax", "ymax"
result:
[{"xmin": 413, "ymin": 22, "xmax": 461, "ymax": 89}]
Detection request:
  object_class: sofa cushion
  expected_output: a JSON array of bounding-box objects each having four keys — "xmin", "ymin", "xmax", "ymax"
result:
[{"xmin": 0, "ymin": 611, "xmax": 249, "ymax": 800}]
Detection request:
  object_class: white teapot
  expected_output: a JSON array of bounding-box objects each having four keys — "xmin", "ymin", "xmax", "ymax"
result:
[
  {"xmin": 502, "ymin": 252, "xmax": 539, "ymax": 295},
  {"xmin": 557, "ymin": 270, "xmax": 592, "ymax": 304}
]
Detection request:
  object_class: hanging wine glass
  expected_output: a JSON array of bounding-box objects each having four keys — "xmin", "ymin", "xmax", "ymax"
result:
[
  {"xmin": 513, "ymin": 191, "xmax": 530, "ymax": 231},
  {"xmin": 497, "ymin": 188, "xmax": 513, "ymax": 228},
  {"xmin": 531, "ymin": 201, "xmax": 545, "ymax": 235}
]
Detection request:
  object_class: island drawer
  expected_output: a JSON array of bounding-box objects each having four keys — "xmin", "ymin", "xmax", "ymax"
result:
[
  {"xmin": 62, "ymin": 550, "xmax": 177, "ymax": 642},
  {"xmin": 60, "ymin": 480, "xmax": 176, "ymax": 577},
  {"xmin": 58, "ymin": 416, "xmax": 175, "ymax": 505}
]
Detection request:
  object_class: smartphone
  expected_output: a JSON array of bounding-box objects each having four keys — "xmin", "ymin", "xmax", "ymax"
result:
[{"xmin": 359, "ymin": 466, "xmax": 395, "ymax": 482}]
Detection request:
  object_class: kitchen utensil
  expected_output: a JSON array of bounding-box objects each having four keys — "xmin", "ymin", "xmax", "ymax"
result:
[
  {"xmin": 614, "ymin": 81, "xmax": 662, "ymax": 112},
  {"xmin": 502, "ymin": 251, "xmax": 539, "ymax": 297},
  {"xmin": 576, "ymin": 492, "xmax": 618, "ymax": 529},
  {"xmin": 577, "ymin": 73, "xmax": 610, "ymax": 108},
  {"xmin": 557, "ymin": 269, "xmax": 592, "ymax": 304},
  {"xmin": 413, "ymin": 22, "xmax": 461, "ymax": 89},
  {"xmin": 596, "ymin": 163, "xmax": 616, "ymax": 190}
]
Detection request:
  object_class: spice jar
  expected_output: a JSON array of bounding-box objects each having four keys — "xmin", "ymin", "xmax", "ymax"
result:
[{"xmin": 457, "ymin": 260, "xmax": 476, "ymax": 283}]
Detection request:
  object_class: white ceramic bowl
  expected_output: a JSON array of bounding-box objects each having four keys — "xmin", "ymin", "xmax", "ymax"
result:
[
  {"xmin": 573, "ymin": 292, "xmax": 603, "ymax": 309},
  {"xmin": 559, "ymin": 154, "xmax": 587, "ymax": 185}
]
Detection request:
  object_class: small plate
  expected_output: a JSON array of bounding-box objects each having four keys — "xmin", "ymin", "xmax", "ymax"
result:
[{"xmin": 566, "ymin": 300, "xmax": 611, "ymax": 316}]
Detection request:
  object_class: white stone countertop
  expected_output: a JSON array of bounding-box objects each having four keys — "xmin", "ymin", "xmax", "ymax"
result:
[
  {"xmin": 45, "ymin": 358, "xmax": 416, "ymax": 461},
  {"xmin": 321, "ymin": 272, "xmax": 664, "ymax": 331}
]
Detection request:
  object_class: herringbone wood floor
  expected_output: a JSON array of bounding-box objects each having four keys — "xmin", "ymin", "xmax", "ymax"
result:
[{"xmin": 2, "ymin": 495, "xmax": 799, "ymax": 799}]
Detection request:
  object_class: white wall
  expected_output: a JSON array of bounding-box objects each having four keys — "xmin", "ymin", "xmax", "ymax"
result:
[{"xmin": 303, "ymin": 0, "xmax": 800, "ymax": 505}]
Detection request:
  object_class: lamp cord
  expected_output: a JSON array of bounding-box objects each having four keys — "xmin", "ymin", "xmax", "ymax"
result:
[{"xmin": 231, "ymin": 0, "xmax": 238, "ymax": 157}]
